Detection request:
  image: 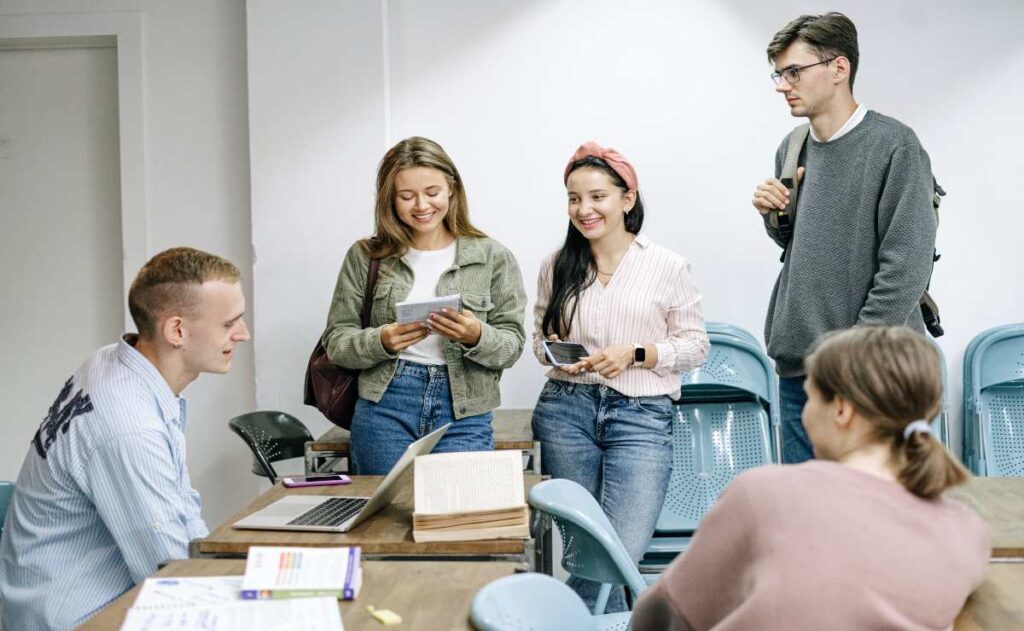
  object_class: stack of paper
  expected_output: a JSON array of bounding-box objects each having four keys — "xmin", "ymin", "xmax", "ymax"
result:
[
  {"xmin": 413, "ymin": 450, "xmax": 530, "ymax": 542},
  {"xmin": 241, "ymin": 546, "xmax": 362, "ymax": 601}
]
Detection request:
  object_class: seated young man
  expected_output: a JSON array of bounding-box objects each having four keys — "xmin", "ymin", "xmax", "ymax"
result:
[{"xmin": 0, "ymin": 247, "xmax": 250, "ymax": 630}]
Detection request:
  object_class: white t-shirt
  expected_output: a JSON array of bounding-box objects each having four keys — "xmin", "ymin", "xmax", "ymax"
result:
[{"xmin": 399, "ymin": 241, "xmax": 457, "ymax": 366}]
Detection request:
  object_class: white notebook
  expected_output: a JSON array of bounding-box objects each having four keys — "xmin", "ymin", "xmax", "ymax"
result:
[{"xmin": 395, "ymin": 294, "xmax": 462, "ymax": 325}]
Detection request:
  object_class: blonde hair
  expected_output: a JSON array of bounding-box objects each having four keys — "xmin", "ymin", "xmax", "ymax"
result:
[
  {"xmin": 365, "ymin": 136, "xmax": 486, "ymax": 259},
  {"xmin": 805, "ymin": 326, "xmax": 969, "ymax": 499},
  {"xmin": 128, "ymin": 247, "xmax": 240, "ymax": 339}
]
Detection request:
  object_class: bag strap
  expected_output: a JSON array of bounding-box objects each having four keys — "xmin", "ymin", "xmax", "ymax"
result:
[
  {"xmin": 360, "ymin": 258, "xmax": 381, "ymax": 328},
  {"xmin": 777, "ymin": 123, "xmax": 810, "ymax": 231}
]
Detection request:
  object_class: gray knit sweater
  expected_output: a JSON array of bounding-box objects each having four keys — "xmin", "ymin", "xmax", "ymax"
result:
[{"xmin": 763, "ymin": 111, "xmax": 937, "ymax": 377}]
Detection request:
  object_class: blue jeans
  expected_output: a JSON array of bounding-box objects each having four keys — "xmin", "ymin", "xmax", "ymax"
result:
[
  {"xmin": 779, "ymin": 375, "xmax": 813, "ymax": 464},
  {"xmin": 532, "ymin": 380, "xmax": 673, "ymax": 614},
  {"xmin": 350, "ymin": 360, "xmax": 494, "ymax": 474}
]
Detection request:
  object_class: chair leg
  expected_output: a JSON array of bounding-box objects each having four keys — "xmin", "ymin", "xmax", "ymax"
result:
[{"xmin": 593, "ymin": 583, "xmax": 612, "ymax": 615}]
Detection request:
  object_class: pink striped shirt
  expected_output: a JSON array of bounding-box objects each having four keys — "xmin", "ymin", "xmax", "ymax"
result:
[{"xmin": 532, "ymin": 235, "xmax": 709, "ymax": 398}]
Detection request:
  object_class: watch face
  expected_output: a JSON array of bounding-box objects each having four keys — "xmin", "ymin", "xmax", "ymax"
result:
[{"xmin": 634, "ymin": 347, "xmax": 646, "ymax": 363}]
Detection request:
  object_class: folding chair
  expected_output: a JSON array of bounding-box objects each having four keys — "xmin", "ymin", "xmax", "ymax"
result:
[
  {"xmin": 228, "ymin": 411, "xmax": 314, "ymax": 483},
  {"xmin": 641, "ymin": 326, "xmax": 778, "ymax": 575},
  {"xmin": 962, "ymin": 324, "xmax": 1024, "ymax": 475}
]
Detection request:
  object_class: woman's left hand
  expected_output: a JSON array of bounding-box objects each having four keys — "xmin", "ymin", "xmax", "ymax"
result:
[
  {"xmin": 428, "ymin": 308, "xmax": 483, "ymax": 346},
  {"xmin": 584, "ymin": 345, "xmax": 634, "ymax": 379}
]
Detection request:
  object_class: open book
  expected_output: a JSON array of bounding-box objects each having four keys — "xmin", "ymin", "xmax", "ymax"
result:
[{"xmin": 412, "ymin": 450, "xmax": 530, "ymax": 542}]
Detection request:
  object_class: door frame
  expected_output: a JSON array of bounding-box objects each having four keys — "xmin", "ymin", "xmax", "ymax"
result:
[{"xmin": 0, "ymin": 12, "xmax": 145, "ymax": 329}]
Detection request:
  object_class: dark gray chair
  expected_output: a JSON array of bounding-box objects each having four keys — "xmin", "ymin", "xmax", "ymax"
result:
[{"xmin": 228, "ymin": 411, "xmax": 313, "ymax": 483}]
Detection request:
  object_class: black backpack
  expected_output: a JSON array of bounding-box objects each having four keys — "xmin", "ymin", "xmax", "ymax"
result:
[{"xmin": 767, "ymin": 123, "xmax": 946, "ymax": 337}]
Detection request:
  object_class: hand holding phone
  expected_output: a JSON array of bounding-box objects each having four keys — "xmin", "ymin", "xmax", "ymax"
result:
[
  {"xmin": 281, "ymin": 474, "xmax": 352, "ymax": 488},
  {"xmin": 543, "ymin": 340, "xmax": 590, "ymax": 368}
]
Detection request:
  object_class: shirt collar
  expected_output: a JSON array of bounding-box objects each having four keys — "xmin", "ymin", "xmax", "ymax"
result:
[
  {"xmin": 117, "ymin": 334, "xmax": 185, "ymax": 426},
  {"xmin": 634, "ymin": 234, "xmax": 651, "ymax": 249},
  {"xmin": 809, "ymin": 103, "xmax": 867, "ymax": 143}
]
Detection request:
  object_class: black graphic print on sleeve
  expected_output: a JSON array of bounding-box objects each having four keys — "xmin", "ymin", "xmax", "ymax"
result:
[{"xmin": 33, "ymin": 377, "xmax": 94, "ymax": 459}]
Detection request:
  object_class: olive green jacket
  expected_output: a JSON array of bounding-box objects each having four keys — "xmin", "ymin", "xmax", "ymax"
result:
[{"xmin": 322, "ymin": 236, "xmax": 527, "ymax": 419}]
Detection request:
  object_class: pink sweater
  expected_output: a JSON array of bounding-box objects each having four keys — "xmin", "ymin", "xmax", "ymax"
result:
[{"xmin": 632, "ymin": 461, "xmax": 990, "ymax": 631}]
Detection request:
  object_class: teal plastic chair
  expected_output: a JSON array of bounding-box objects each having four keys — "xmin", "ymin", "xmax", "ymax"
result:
[
  {"xmin": 929, "ymin": 339, "xmax": 951, "ymax": 448},
  {"xmin": 228, "ymin": 411, "xmax": 314, "ymax": 483},
  {"xmin": 642, "ymin": 328, "xmax": 778, "ymax": 573},
  {"xmin": 962, "ymin": 324, "xmax": 1024, "ymax": 475},
  {"xmin": 470, "ymin": 573, "xmax": 600, "ymax": 631},
  {"xmin": 0, "ymin": 481, "xmax": 13, "ymax": 540},
  {"xmin": 528, "ymin": 479, "xmax": 643, "ymax": 625}
]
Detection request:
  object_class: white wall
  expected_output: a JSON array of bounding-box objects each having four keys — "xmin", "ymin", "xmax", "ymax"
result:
[
  {"xmin": 249, "ymin": 0, "xmax": 1024, "ymax": 459},
  {"xmin": 0, "ymin": 0, "xmax": 258, "ymax": 527}
]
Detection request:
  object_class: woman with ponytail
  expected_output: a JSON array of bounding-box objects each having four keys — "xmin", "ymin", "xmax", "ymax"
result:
[
  {"xmin": 531, "ymin": 141, "xmax": 708, "ymax": 613},
  {"xmin": 633, "ymin": 326, "xmax": 989, "ymax": 630}
]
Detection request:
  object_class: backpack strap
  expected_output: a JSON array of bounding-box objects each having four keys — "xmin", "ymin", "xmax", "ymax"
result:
[{"xmin": 768, "ymin": 123, "xmax": 810, "ymax": 247}]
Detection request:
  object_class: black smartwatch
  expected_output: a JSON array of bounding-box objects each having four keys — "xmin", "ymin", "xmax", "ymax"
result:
[{"xmin": 633, "ymin": 344, "xmax": 646, "ymax": 366}]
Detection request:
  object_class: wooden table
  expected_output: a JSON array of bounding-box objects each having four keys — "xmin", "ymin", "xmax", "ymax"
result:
[
  {"xmin": 78, "ymin": 558, "xmax": 518, "ymax": 630},
  {"xmin": 948, "ymin": 476, "xmax": 1024, "ymax": 558},
  {"xmin": 192, "ymin": 474, "xmax": 552, "ymax": 573},
  {"xmin": 955, "ymin": 562, "xmax": 1024, "ymax": 629},
  {"xmin": 306, "ymin": 409, "xmax": 541, "ymax": 475}
]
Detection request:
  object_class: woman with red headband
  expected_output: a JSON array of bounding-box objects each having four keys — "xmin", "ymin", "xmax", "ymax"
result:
[{"xmin": 531, "ymin": 141, "xmax": 709, "ymax": 613}]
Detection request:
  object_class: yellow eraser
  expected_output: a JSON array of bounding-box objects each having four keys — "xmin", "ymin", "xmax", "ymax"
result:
[{"xmin": 367, "ymin": 605, "xmax": 403, "ymax": 626}]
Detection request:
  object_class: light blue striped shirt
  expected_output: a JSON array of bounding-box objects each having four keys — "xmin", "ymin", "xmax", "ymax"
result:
[{"xmin": 0, "ymin": 335, "xmax": 208, "ymax": 630}]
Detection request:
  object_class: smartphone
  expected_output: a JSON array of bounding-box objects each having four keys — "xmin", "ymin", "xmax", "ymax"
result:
[
  {"xmin": 281, "ymin": 474, "xmax": 352, "ymax": 488},
  {"xmin": 542, "ymin": 340, "xmax": 590, "ymax": 367}
]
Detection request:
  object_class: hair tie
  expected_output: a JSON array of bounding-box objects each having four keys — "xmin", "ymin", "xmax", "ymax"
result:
[
  {"xmin": 563, "ymin": 141, "xmax": 639, "ymax": 192},
  {"xmin": 902, "ymin": 420, "xmax": 933, "ymax": 441}
]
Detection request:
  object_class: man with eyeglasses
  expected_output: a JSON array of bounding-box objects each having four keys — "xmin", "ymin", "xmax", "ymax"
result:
[{"xmin": 751, "ymin": 13, "xmax": 938, "ymax": 464}]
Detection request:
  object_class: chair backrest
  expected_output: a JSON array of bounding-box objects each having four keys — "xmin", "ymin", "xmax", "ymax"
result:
[
  {"xmin": 470, "ymin": 573, "xmax": 599, "ymax": 631},
  {"xmin": 657, "ymin": 399, "xmax": 773, "ymax": 534},
  {"xmin": 228, "ymin": 411, "xmax": 314, "ymax": 482},
  {"xmin": 705, "ymin": 321, "xmax": 761, "ymax": 348},
  {"xmin": 0, "ymin": 481, "xmax": 13, "ymax": 539},
  {"xmin": 528, "ymin": 479, "xmax": 647, "ymax": 599},
  {"xmin": 963, "ymin": 324, "xmax": 1024, "ymax": 475}
]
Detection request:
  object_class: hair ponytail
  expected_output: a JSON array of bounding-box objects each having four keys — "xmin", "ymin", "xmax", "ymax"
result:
[
  {"xmin": 806, "ymin": 326, "xmax": 970, "ymax": 499},
  {"xmin": 895, "ymin": 426, "xmax": 968, "ymax": 500}
]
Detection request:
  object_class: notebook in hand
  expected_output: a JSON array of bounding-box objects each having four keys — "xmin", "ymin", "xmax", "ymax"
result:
[
  {"xmin": 412, "ymin": 449, "xmax": 530, "ymax": 543},
  {"xmin": 241, "ymin": 546, "xmax": 362, "ymax": 601},
  {"xmin": 395, "ymin": 294, "xmax": 462, "ymax": 325}
]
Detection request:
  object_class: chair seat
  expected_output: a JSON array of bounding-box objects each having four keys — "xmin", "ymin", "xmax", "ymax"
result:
[{"xmin": 595, "ymin": 612, "xmax": 633, "ymax": 631}]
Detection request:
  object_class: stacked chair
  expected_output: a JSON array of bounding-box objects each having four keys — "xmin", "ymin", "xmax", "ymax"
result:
[
  {"xmin": 962, "ymin": 324, "xmax": 1024, "ymax": 476},
  {"xmin": 640, "ymin": 322, "xmax": 779, "ymax": 577}
]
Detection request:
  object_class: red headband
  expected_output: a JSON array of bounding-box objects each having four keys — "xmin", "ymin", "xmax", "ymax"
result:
[{"xmin": 563, "ymin": 141, "xmax": 638, "ymax": 192}]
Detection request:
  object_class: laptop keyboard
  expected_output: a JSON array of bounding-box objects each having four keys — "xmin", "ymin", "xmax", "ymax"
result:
[{"xmin": 287, "ymin": 497, "xmax": 369, "ymax": 527}]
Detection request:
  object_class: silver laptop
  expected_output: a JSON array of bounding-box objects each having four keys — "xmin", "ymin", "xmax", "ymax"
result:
[{"xmin": 233, "ymin": 423, "xmax": 450, "ymax": 533}]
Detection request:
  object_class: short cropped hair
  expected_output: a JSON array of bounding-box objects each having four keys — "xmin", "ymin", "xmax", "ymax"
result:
[
  {"xmin": 128, "ymin": 247, "xmax": 241, "ymax": 339},
  {"xmin": 767, "ymin": 12, "xmax": 860, "ymax": 89}
]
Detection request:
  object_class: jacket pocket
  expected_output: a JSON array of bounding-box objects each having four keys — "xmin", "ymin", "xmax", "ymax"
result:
[
  {"xmin": 462, "ymin": 293, "xmax": 495, "ymax": 323},
  {"xmin": 370, "ymin": 283, "xmax": 394, "ymax": 325}
]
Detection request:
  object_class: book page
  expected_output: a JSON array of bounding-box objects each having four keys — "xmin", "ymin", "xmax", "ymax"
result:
[
  {"xmin": 119, "ymin": 597, "xmax": 343, "ymax": 631},
  {"xmin": 414, "ymin": 450, "xmax": 525, "ymax": 515},
  {"xmin": 133, "ymin": 576, "xmax": 243, "ymax": 608}
]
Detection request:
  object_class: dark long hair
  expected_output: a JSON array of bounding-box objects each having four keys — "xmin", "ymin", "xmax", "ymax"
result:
[{"xmin": 541, "ymin": 156, "xmax": 644, "ymax": 338}]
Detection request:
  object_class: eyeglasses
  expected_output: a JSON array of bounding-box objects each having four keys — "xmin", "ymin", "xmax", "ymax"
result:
[{"xmin": 770, "ymin": 57, "xmax": 836, "ymax": 85}]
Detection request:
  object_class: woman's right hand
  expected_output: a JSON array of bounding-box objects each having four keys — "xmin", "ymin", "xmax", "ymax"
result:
[
  {"xmin": 380, "ymin": 322, "xmax": 429, "ymax": 353},
  {"xmin": 547, "ymin": 334, "xmax": 587, "ymax": 375}
]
